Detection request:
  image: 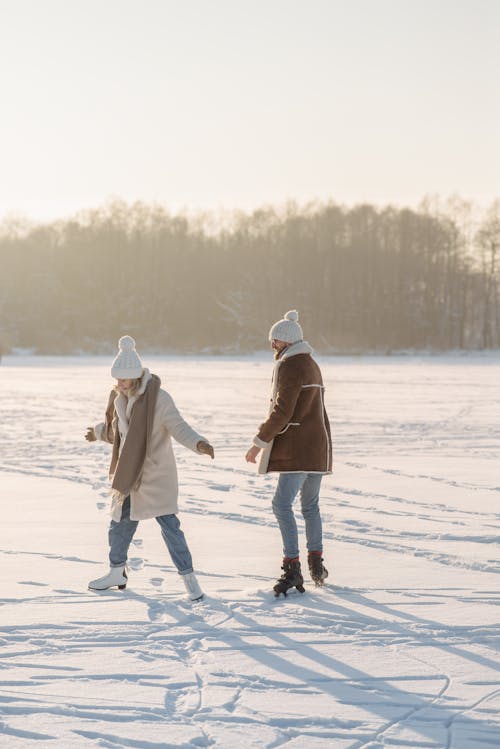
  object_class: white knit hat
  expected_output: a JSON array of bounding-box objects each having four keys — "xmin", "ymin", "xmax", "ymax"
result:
[
  {"xmin": 111, "ymin": 335, "xmax": 144, "ymax": 379},
  {"xmin": 268, "ymin": 310, "xmax": 304, "ymax": 343}
]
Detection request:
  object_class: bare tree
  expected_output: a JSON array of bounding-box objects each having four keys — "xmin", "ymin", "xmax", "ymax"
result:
[{"xmin": 476, "ymin": 200, "xmax": 500, "ymax": 348}]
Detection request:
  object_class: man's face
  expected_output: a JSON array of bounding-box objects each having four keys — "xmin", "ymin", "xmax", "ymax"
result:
[
  {"xmin": 116, "ymin": 378, "xmax": 135, "ymax": 393},
  {"xmin": 271, "ymin": 339, "xmax": 289, "ymax": 354}
]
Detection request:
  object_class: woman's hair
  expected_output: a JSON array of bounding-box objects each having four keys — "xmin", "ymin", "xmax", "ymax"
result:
[
  {"xmin": 114, "ymin": 377, "xmax": 143, "ymax": 397},
  {"xmin": 128, "ymin": 377, "xmax": 143, "ymax": 396}
]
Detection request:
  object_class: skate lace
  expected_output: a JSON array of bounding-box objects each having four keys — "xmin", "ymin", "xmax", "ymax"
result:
[
  {"xmin": 278, "ymin": 563, "xmax": 302, "ymax": 585},
  {"xmin": 278, "ymin": 566, "xmax": 290, "ymax": 582}
]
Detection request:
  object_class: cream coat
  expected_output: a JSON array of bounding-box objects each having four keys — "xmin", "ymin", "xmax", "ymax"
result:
[{"xmin": 95, "ymin": 371, "xmax": 205, "ymax": 521}]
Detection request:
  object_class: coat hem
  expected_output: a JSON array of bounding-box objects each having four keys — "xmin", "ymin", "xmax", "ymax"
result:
[{"xmin": 266, "ymin": 469, "xmax": 332, "ymax": 475}]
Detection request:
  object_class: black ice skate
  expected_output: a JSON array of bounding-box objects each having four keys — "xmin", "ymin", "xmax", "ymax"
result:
[
  {"xmin": 273, "ymin": 558, "xmax": 305, "ymax": 597},
  {"xmin": 308, "ymin": 552, "xmax": 329, "ymax": 586}
]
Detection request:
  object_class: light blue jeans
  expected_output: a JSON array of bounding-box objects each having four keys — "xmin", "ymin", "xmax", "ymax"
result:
[
  {"xmin": 109, "ymin": 496, "xmax": 194, "ymax": 574},
  {"xmin": 272, "ymin": 473, "xmax": 324, "ymax": 559}
]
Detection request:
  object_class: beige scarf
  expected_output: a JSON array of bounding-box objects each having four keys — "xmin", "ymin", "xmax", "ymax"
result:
[{"xmin": 104, "ymin": 373, "xmax": 161, "ymax": 497}]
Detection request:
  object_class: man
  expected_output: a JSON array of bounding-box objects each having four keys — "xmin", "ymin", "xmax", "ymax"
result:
[{"xmin": 245, "ymin": 310, "xmax": 332, "ymax": 597}]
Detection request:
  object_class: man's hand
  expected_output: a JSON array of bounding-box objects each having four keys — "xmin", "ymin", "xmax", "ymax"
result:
[
  {"xmin": 85, "ymin": 427, "xmax": 96, "ymax": 442},
  {"xmin": 197, "ymin": 441, "xmax": 215, "ymax": 459},
  {"xmin": 245, "ymin": 445, "xmax": 261, "ymax": 463}
]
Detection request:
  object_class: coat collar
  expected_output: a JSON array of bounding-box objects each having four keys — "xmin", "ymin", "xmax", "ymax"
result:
[
  {"xmin": 277, "ymin": 340, "xmax": 313, "ymax": 361},
  {"xmin": 136, "ymin": 368, "xmax": 152, "ymax": 395},
  {"xmin": 270, "ymin": 341, "xmax": 314, "ymax": 402}
]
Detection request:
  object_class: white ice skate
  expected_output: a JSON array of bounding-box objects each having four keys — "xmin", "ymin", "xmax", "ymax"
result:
[
  {"xmin": 182, "ymin": 572, "xmax": 204, "ymax": 601},
  {"xmin": 88, "ymin": 565, "xmax": 128, "ymax": 591}
]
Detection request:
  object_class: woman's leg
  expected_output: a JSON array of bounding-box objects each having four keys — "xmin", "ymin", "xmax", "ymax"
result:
[
  {"xmin": 155, "ymin": 514, "xmax": 194, "ymax": 574},
  {"xmin": 299, "ymin": 473, "xmax": 324, "ymax": 553},
  {"xmin": 108, "ymin": 496, "xmax": 139, "ymax": 567},
  {"xmin": 272, "ymin": 473, "xmax": 306, "ymax": 559}
]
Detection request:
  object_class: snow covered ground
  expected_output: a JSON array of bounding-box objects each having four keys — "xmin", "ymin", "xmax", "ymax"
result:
[{"xmin": 1, "ymin": 353, "xmax": 499, "ymax": 749}]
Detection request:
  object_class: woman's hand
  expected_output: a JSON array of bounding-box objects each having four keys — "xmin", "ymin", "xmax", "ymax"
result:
[
  {"xmin": 197, "ymin": 440, "xmax": 214, "ymax": 459},
  {"xmin": 85, "ymin": 427, "xmax": 97, "ymax": 442}
]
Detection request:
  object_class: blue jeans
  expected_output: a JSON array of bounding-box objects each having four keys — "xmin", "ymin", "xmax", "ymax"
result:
[
  {"xmin": 108, "ymin": 496, "xmax": 194, "ymax": 575},
  {"xmin": 272, "ymin": 473, "xmax": 324, "ymax": 559}
]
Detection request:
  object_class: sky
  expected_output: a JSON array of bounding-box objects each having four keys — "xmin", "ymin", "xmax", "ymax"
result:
[{"xmin": 0, "ymin": 0, "xmax": 499, "ymax": 223}]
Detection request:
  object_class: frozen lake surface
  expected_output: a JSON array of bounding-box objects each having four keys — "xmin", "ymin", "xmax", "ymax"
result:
[{"xmin": 0, "ymin": 354, "xmax": 499, "ymax": 748}]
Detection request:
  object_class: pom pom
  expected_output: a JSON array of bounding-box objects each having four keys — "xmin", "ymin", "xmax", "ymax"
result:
[
  {"xmin": 284, "ymin": 310, "xmax": 299, "ymax": 322},
  {"xmin": 118, "ymin": 335, "xmax": 136, "ymax": 351}
]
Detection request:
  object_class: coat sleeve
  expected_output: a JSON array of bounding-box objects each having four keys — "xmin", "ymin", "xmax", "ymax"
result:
[
  {"xmin": 158, "ymin": 391, "xmax": 205, "ymax": 452},
  {"xmin": 94, "ymin": 390, "xmax": 117, "ymax": 443},
  {"xmin": 93, "ymin": 422, "xmax": 107, "ymax": 441},
  {"xmin": 256, "ymin": 360, "xmax": 302, "ymax": 444}
]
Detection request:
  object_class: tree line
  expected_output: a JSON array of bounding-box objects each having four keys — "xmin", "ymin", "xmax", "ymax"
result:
[{"xmin": 0, "ymin": 197, "xmax": 499, "ymax": 354}]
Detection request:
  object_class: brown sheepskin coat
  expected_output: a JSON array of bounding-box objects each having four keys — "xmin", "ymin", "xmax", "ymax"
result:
[{"xmin": 254, "ymin": 341, "xmax": 332, "ymax": 474}]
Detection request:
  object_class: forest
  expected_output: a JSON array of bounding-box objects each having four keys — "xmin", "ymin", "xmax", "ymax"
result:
[{"xmin": 0, "ymin": 196, "xmax": 499, "ymax": 354}]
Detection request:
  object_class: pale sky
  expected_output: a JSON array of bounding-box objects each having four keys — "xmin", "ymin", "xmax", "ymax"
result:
[{"xmin": 0, "ymin": 0, "xmax": 498, "ymax": 222}]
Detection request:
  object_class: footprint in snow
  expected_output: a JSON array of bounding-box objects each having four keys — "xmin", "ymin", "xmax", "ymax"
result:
[
  {"xmin": 147, "ymin": 600, "xmax": 167, "ymax": 621},
  {"xmin": 128, "ymin": 557, "xmax": 144, "ymax": 570},
  {"xmin": 150, "ymin": 577, "xmax": 163, "ymax": 587}
]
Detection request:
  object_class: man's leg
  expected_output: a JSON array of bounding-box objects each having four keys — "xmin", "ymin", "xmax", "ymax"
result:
[
  {"xmin": 300, "ymin": 473, "xmax": 323, "ymax": 554},
  {"xmin": 300, "ymin": 474, "xmax": 329, "ymax": 585},
  {"xmin": 272, "ymin": 473, "xmax": 306, "ymax": 559}
]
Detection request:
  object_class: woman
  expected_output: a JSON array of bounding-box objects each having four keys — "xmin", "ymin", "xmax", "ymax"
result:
[{"xmin": 85, "ymin": 335, "xmax": 214, "ymax": 600}]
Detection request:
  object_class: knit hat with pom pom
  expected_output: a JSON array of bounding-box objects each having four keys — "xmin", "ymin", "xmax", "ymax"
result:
[
  {"xmin": 111, "ymin": 335, "xmax": 144, "ymax": 379},
  {"xmin": 268, "ymin": 310, "xmax": 304, "ymax": 344}
]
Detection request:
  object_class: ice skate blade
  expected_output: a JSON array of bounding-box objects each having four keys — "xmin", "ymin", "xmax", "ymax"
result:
[
  {"xmin": 88, "ymin": 583, "xmax": 127, "ymax": 591},
  {"xmin": 312, "ymin": 577, "xmax": 327, "ymax": 587},
  {"xmin": 273, "ymin": 584, "xmax": 289, "ymax": 597},
  {"xmin": 311, "ymin": 569, "xmax": 329, "ymax": 586},
  {"xmin": 273, "ymin": 584, "xmax": 305, "ymax": 597}
]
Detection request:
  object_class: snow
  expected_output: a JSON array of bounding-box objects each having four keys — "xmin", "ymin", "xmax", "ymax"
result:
[{"xmin": 1, "ymin": 354, "xmax": 499, "ymax": 749}]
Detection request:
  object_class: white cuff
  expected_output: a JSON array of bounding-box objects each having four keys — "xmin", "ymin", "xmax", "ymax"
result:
[
  {"xmin": 94, "ymin": 422, "xmax": 105, "ymax": 440},
  {"xmin": 253, "ymin": 436, "xmax": 269, "ymax": 449}
]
